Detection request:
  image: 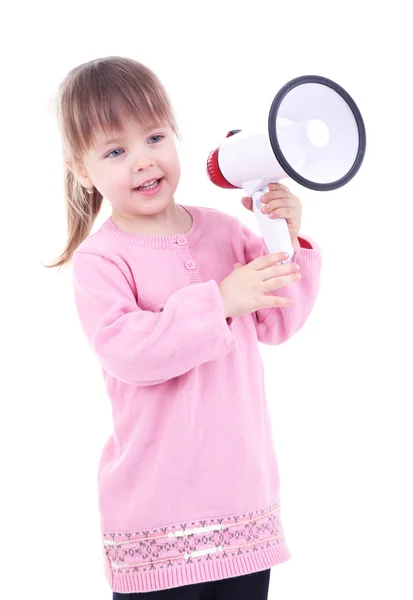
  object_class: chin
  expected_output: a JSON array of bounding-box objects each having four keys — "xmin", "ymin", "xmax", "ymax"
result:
[{"xmin": 141, "ymin": 196, "xmax": 175, "ymax": 211}]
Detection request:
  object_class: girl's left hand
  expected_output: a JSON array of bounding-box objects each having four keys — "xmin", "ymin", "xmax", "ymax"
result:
[{"xmin": 241, "ymin": 183, "xmax": 302, "ymax": 246}]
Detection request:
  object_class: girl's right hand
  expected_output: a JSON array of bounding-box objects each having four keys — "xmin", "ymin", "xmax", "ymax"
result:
[{"xmin": 218, "ymin": 252, "xmax": 301, "ymax": 319}]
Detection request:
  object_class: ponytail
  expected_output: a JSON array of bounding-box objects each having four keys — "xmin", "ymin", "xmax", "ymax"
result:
[{"xmin": 42, "ymin": 165, "xmax": 103, "ymax": 271}]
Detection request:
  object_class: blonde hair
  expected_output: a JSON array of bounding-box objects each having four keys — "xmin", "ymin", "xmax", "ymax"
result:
[{"xmin": 43, "ymin": 56, "xmax": 181, "ymax": 270}]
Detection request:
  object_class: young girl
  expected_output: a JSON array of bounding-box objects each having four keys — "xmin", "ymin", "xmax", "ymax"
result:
[{"xmin": 45, "ymin": 56, "xmax": 322, "ymax": 599}]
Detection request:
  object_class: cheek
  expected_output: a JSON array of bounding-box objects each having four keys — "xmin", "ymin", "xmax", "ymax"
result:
[
  {"xmin": 99, "ymin": 168, "xmax": 125, "ymax": 191},
  {"xmin": 168, "ymin": 155, "xmax": 181, "ymax": 183},
  {"xmin": 173, "ymin": 160, "xmax": 181, "ymax": 181},
  {"xmin": 162, "ymin": 143, "xmax": 180, "ymax": 180}
]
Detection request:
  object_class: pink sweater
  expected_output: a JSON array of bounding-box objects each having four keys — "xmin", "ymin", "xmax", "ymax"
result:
[{"xmin": 71, "ymin": 203, "xmax": 322, "ymax": 594}]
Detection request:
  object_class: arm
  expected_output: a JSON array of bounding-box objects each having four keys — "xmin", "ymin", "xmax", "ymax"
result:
[
  {"xmin": 71, "ymin": 251, "xmax": 236, "ymax": 386},
  {"xmin": 241, "ymin": 224, "xmax": 322, "ymax": 345}
]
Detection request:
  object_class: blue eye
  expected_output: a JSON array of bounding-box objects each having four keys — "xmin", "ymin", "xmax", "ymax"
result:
[
  {"xmin": 105, "ymin": 134, "xmax": 164, "ymax": 158},
  {"xmin": 149, "ymin": 134, "xmax": 164, "ymax": 144},
  {"xmin": 106, "ymin": 148, "xmax": 124, "ymax": 158}
]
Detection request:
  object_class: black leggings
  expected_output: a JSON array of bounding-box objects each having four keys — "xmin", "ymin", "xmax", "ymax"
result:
[{"xmin": 113, "ymin": 568, "xmax": 271, "ymax": 599}]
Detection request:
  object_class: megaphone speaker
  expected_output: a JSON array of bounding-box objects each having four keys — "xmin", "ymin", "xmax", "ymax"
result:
[{"xmin": 207, "ymin": 75, "xmax": 366, "ymax": 261}]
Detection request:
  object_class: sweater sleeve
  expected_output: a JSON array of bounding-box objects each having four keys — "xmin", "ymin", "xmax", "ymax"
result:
[
  {"xmin": 241, "ymin": 223, "xmax": 322, "ymax": 345},
  {"xmin": 71, "ymin": 250, "xmax": 236, "ymax": 386}
]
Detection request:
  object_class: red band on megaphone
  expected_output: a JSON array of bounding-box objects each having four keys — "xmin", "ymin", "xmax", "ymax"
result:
[{"xmin": 206, "ymin": 148, "xmax": 239, "ymax": 189}]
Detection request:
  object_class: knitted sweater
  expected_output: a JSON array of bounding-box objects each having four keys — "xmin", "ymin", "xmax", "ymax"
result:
[{"xmin": 71, "ymin": 203, "xmax": 322, "ymax": 594}]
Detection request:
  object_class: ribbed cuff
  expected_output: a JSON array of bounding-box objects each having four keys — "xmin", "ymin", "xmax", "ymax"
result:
[
  {"xmin": 294, "ymin": 234, "xmax": 321, "ymax": 262},
  {"xmin": 210, "ymin": 280, "xmax": 237, "ymax": 348}
]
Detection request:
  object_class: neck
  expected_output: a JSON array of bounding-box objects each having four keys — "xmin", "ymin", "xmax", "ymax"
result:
[{"xmin": 111, "ymin": 201, "xmax": 192, "ymax": 237}]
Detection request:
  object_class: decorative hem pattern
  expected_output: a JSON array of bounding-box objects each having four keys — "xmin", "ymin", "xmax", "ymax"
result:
[{"xmin": 102, "ymin": 500, "xmax": 291, "ymax": 593}]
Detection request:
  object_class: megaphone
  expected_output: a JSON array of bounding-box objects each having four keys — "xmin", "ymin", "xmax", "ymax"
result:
[{"xmin": 206, "ymin": 75, "xmax": 366, "ymax": 262}]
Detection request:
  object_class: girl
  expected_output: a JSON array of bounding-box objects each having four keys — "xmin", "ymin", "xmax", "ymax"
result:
[{"xmin": 45, "ymin": 56, "xmax": 322, "ymax": 599}]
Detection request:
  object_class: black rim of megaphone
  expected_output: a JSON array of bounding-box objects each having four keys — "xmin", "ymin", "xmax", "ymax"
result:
[{"xmin": 268, "ymin": 75, "xmax": 366, "ymax": 191}]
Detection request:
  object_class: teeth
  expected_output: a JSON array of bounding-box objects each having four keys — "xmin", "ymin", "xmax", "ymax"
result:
[{"xmin": 138, "ymin": 178, "xmax": 159, "ymax": 190}]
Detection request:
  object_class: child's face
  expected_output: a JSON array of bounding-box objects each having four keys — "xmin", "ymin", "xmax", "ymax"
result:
[{"xmin": 77, "ymin": 118, "xmax": 181, "ymax": 217}]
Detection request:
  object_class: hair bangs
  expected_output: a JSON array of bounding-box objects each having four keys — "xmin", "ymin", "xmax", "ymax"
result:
[{"xmin": 59, "ymin": 57, "xmax": 176, "ymax": 161}]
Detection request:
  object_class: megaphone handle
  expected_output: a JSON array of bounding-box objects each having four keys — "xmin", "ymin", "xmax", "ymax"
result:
[{"xmin": 252, "ymin": 188, "xmax": 295, "ymax": 263}]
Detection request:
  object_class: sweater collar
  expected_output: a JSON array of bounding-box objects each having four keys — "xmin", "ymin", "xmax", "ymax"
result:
[{"xmin": 101, "ymin": 204, "xmax": 205, "ymax": 249}]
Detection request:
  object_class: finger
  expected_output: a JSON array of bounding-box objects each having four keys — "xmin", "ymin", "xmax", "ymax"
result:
[
  {"xmin": 262, "ymin": 271, "xmax": 302, "ymax": 292},
  {"xmin": 260, "ymin": 262, "xmax": 300, "ymax": 281},
  {"xmin": 268, "ymin": 182, "xmax": 290, "ymax": 192},
  {"xmin": 261, "ymin": 191, "xmax": 293, "ymax": 203},
  {"xmin": 241, "ymin": 197, "xmax": 253, "ymax": 211},
  {"xmin": 261, "ymin": 294, "xmax": 293, "ymax": 308},
  {"xmin": 261, "ymin": 199, "xmax": 296, "ymax": 212},
  {"xmin": 268, "ymin": 208, "xmax": 297, "ymax": 220},
  {"xmin": 250, "ymin": 252, "xmax": 290, "ymax": 270}
]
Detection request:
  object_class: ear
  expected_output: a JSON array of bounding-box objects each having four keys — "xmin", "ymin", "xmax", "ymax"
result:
[{"xmin": 65, "ymin": 159, "xmax": 93, "ymax": 189}]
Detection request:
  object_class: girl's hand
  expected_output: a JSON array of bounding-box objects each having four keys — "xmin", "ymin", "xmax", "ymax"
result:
[
  {"xmin": 219, "ymin": 251, "xmax": 301, "ymax": 319},
  {"xmin": 241, "ymin": 183, "xmax": 302, "ymax": 246}
]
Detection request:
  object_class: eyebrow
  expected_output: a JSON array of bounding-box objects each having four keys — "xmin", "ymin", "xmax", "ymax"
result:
[
  {"xmin": 96, "ymin": 126, "xmax": 165, "ymax": 149},
  {"xmin": 97, "ymin": 138, "xmax": 124, "ymax": 150}
]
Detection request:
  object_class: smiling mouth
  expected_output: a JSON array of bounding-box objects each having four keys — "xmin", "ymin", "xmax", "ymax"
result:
[{"xmin": 135, "ymin": 178, "xmax": 163, "ymax": 191}]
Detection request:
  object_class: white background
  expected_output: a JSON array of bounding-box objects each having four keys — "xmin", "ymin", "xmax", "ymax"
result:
[{"xmin": 1, "ymin": 1, "xmax": 412, "ymax": 598}]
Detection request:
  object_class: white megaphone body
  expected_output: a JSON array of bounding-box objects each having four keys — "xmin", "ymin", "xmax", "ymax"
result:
[{"xmin": 206, "ymin": 75, "xmax": 366, "ymax": 262}]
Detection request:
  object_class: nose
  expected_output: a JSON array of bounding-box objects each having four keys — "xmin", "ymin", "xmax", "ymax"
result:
[{"xmin": 132, "ymin": 156, "xmax": 154, "ymax": 172}]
